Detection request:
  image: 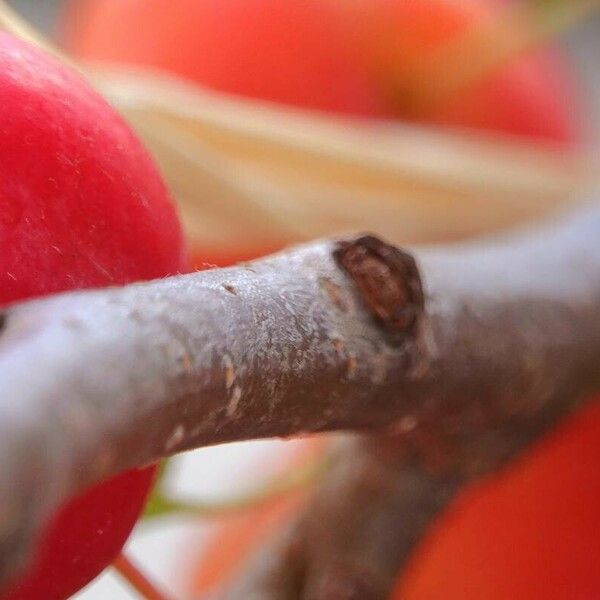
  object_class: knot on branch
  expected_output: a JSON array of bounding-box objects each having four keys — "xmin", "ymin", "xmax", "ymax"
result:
[{"xmin": 335, "ymin": 235, "xmax": 424, "ymax": 343}]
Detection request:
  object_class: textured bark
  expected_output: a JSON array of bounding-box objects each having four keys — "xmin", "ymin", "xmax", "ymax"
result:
[{"xmin": 0, "ymin": 207, "xmax": 600, "ymax": 586}]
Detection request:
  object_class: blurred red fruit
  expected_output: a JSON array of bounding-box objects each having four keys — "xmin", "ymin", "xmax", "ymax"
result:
[
  {"xmin": 395, "ymin": 400, "xmax": 600, "ymax": 600},
  {"xmin": 64, "ymin": 0, "xmax": 579, "ymax": 141}
]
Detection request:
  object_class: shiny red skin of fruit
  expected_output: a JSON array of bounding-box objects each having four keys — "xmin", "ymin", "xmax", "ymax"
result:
[
  {"xmin": 4, "ymin": 468, "xmax": 157, "ymax": 600},
  {"xmin": 64, "ymin": 0, "xmax": 579, "ymax": 142},
  {"xmin": 0, "ymin": 32, "xmax": 188, "ymax": 599},
  {"xmin": 0, "ymin": 34, "xmax": 187, "ymax": 303}
]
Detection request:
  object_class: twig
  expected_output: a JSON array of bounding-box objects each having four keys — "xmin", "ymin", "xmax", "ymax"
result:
[
  {"xmin": 1, "ymin": 206, "xmax": 600, "ymax": 586},
  {"xmin": 220, "ymin": 436, "xmax": 464, "ymax": 599},
  {"xmin": 113, "ymin": 553, "xmax": 172, "ymax": 600}
]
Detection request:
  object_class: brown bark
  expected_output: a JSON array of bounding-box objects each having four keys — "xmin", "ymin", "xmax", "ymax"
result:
[
  {"xmin": 220, "ymin": 435, "xmax": 465, "ymax": 600},
  {"xmin": 0, "ymin": 207, "xmax": 599, "ymax": 587}
]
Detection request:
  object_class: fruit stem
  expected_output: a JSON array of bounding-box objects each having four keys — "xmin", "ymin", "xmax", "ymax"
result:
[
  {"xmin": 113, "ymin": 553, "xmax": 173, "ymax": 600},
  {"xmin": 144, "ymin": 451, "xmax": 330, "ymax": 520},
  {"xmin": 407, "ymin": 0, "xmax": 600, "ymax": 113}
]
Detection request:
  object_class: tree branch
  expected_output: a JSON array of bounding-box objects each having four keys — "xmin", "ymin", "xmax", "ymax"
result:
[
  {"xmin": 219, "ymin": 435, "xmax": 465, "ymax": 599},
  {"xmin": 1, "ymin": 206, "xmax": 600, "ymax": 586}
]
